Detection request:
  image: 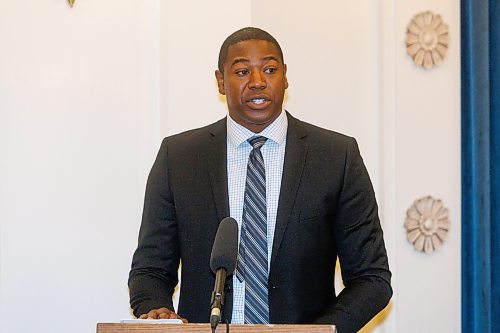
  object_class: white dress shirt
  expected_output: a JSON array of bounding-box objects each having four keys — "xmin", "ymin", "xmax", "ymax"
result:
[{"xmin": 226, "ymin": 111, "xmax": 288, "ymax": 323}]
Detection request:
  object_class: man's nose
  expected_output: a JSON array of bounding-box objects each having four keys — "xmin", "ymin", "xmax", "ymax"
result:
[{"xmin": 248, "ymin": 71, "xmax": 266, "ymax": 89}]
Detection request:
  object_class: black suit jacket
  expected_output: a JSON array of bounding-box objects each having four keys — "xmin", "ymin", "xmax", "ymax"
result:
[{"xmin": 129, "ymin": 113, "xmax": 392, "ymax": 333}]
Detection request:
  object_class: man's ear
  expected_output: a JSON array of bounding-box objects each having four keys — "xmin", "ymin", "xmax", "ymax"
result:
[
  {"xmin": 215, "ymin": 70, "xmax": 225, "ymax": 95},
  {"xmin": 283, "ymin": 64, "xmax": 289, "ymax": 89}
]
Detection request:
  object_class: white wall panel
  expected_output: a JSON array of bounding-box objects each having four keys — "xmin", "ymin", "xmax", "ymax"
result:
[
  {"xmin": 391, "ymin": 1, "xmax": 461, "ymax": 332},
  {"xmin": 0, "ymin": 1, "xmax": 159, "ymax": 332}
]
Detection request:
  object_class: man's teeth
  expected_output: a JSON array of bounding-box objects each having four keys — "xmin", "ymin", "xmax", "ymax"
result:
[{"xmin": 251, "ymin": 98, "xmax": 266, "ymax": 104}]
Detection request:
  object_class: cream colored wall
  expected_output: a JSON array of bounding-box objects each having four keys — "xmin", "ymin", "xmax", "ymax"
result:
[
  {"xmin": 0, "ymin": 1, "xmax": 460, "ymax": 332},
  {"xmin": 0, "ymin": 1, "xmax": 160, "ymax": 332}
]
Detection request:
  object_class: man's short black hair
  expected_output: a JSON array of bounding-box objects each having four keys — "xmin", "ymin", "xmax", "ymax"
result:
[{"xmin": 218, "ymin": 27, "xmax": 284, "ymax": 74}]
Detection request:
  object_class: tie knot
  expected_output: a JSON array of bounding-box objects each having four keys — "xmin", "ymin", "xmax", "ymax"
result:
[{"xmin": 248, "ymin": 136, "xmax": 268, "ymax": 150}]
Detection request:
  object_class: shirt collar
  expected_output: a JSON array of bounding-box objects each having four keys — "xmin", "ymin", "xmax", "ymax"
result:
[{"xmin": 227, "ymin": 110, "xmax": 288, "ymax": 148}]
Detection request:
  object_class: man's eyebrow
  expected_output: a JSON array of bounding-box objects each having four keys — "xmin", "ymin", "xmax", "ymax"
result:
[
  {"xmin": 230, "ymin": 57, "xmax": 249, "ymax": 68},
  {"xmin": 230, "ymin": 56, "xmax": 281, "ymax": 68},
  {"xmin": 261, "ymin": 56, "xmax": 280, "ymax": 63}
]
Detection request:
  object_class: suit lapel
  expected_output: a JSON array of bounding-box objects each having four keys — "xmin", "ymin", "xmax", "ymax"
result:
[
  {"xmin": 206, "ymin": 118, "xmax": 230, "ymax": 222},
  {"xmin": 205, "ymin": 118, "xmax": 233, "ymax": 322},
  {"xmin": 271, "ymin": 113, "xmax": 308, "ymax": 265}
]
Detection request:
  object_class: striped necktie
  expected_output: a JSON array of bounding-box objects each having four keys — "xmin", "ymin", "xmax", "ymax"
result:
[{"xmin": 236, "ymin": 135, "xmax": 269, "ymax": 324}]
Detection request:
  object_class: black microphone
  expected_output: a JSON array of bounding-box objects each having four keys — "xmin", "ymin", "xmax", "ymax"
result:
[{"xmin": 209, "ymin": 217, "xmax": 238, "ymax": 332}]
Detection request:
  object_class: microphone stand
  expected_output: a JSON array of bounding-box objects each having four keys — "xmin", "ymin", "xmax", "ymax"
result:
[{"xmin": 210, "ymin": 268, "xmax": 227, "ymax": 332}]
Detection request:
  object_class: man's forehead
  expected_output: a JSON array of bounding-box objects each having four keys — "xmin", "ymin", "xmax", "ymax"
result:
[{"xmin": 225, "ymin": 40, "xmax": 283, "ymax": 64}]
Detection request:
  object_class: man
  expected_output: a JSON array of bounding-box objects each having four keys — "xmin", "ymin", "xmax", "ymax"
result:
[{"xmin": 129, "ymin": 27, "xmax": 392, "ymax": 333}]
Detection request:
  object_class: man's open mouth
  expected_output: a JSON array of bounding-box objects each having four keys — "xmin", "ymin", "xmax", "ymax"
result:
[{"xmin": 250, "ymin": 98, "xmax": 267, "ymax": 105}]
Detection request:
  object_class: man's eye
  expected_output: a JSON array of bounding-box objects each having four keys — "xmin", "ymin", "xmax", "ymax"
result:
[
  {"xmin": 235, "ymin": 69, "xmax": 249, "ymax": 76},
  {"xmin": 264, "ymin": 67, "xmax": 277, "ymax": 74}
]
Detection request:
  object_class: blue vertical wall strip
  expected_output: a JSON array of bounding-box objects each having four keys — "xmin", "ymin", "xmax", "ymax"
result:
[
  {"xmin": 489, "ymin": 0, "xmax": 500, "ymax": 332},
  {"xmin": 461, "ymin": 0, "xmax": 499, "ymax": 332}
]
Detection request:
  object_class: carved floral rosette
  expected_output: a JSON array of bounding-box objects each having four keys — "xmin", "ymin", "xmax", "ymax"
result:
[
  {"xmin": 406, "ymin": 11, "xmax": 449, "ymax": 69},
  {"xmin": 405, "ymin": 196, "xmax": 450, "ymax": 254}
]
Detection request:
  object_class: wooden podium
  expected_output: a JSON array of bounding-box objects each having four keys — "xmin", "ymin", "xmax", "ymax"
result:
[{"xmin": 96, "ymin": 323, "xmax": 336, "ymax": 333}]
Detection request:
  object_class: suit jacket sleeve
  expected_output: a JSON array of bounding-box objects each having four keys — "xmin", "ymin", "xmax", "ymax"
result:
[
  {"xmin": 313, "ymin": 138, "xmax": 392, "ymax": 333},
  {"xmin": 128, "ymin": 138, "xmax": 180, "ymax": 317}
]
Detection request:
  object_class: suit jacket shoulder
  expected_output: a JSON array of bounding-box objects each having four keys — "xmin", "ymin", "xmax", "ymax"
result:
[
  {"xmin": 161, "ymin": 117, "xmax": 227, "ymax": 152},
  {"xmin": 286, "ymin": 112, "xmax": 355, "ymax": 150}
]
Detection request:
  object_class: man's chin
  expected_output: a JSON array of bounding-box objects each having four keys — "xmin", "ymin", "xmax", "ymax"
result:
[
  {"xmin": 229, "ymin": 108, "xmax": 282, "ymax": 131},
  {"xmin": 243, "ymin": 115, "xmax": 281, "ymax": 132}
]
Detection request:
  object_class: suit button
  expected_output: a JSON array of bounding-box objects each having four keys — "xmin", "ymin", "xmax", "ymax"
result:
[{"xmin": 271, "ymin": 285, "xmax": 279, "ymax": 289}]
